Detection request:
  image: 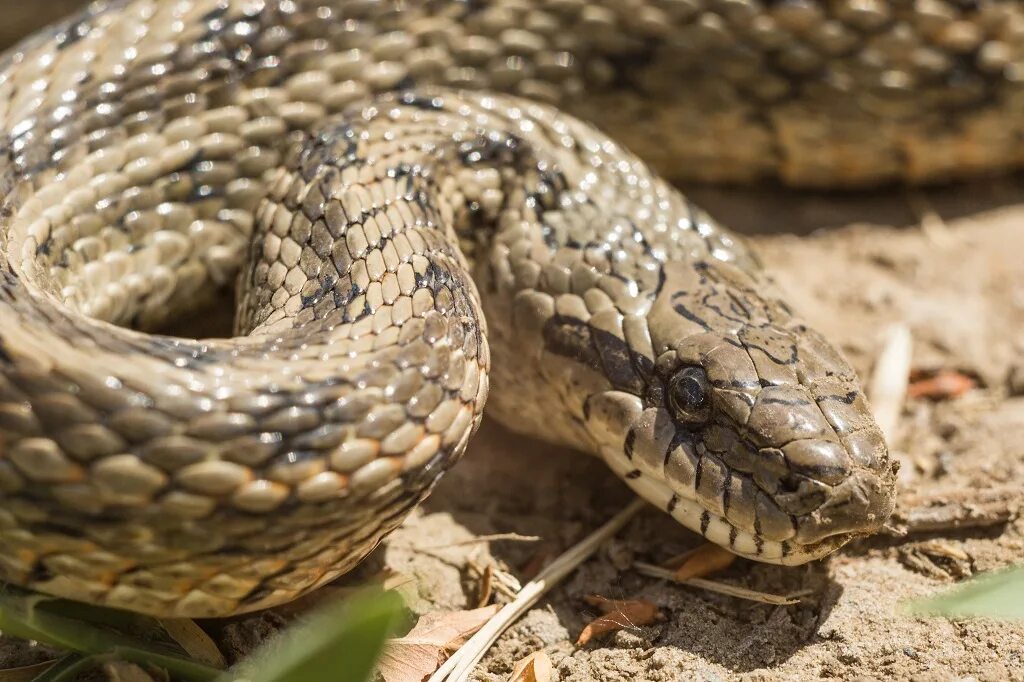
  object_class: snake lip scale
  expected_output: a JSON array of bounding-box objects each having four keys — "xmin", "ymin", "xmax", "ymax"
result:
[{"xmin": 0, "ymin": 0, "xmax": 917, "ymax": 617}]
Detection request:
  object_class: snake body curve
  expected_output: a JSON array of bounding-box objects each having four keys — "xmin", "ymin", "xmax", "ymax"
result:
[{"xmin": 9, "ymin": 0, "xmax": 1009, "ymax": 616}]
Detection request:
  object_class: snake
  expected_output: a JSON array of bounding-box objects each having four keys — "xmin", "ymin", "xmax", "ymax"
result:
[{"xmin": 16, "ymin": 0, "xmax": 1014, "ymax": 619}]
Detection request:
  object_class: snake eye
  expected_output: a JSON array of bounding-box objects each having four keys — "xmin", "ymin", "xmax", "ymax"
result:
[{"xmin": 668, "ymin": 366, "xmax": 710, "ymax": 423}]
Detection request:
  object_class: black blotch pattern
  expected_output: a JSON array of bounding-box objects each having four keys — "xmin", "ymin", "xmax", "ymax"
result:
[
  {"xmin": 591, "ymin": 326, "xmax": 646, "ymax": 394},
  {"xmin": 542, "ymin": 314, "xmax": 602, "ymax": 372}
]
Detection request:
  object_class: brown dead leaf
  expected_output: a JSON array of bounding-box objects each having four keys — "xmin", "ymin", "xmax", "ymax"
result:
[
  {"xmin": 159, "ymin": 618, "xmax": 226, "ymax": 669},
  {"xmin": 671, "ymin": 543, "xmax": 736, "ymax": 581},
  {"xmin": 508, "ymin": 650, "xmax": 553, "ymax": 682},
  {"xmin": 476, "ymin": 563, "xmax": 494, "ymax": 608},
  {"xmin": 576, "ymin": 596, "xmax": 662, "ymax": 646},
  {"xmin": 377, "ymin": 604, "xmax": 499, "ymax": 682},
  {"xmin": 907, "ymin": 369, "xmax": 976, "ymax": 400}
]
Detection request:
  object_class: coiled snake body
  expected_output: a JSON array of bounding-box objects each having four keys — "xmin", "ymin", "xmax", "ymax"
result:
[{"xmin": 15, "ymin": 0, "xmax": 1014, "ymax": 616}]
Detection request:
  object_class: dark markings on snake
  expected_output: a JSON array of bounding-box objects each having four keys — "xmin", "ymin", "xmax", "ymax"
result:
[
  {"xmin": 0, "ymin": 337, "xmax": 11, "ymax": 365},
  {"xmin": 57, "ymin": 18, "xmax": 91, "ymax": 49},
  {"xmin": 780, "ymin": 542, "xmax": 791, "ymax": 558},
  {"xmin": 818, "ymin": 391, "xmax": 859, "ymax": 406},
  {"xmin": 693, "ymin": 455, "xmax": 705, "ymax": 496},
  {"xmin": 343, "ymin": 296, "xmax": 372, "ymax": 324},
  {"xmin": 722, "ymin": 471, "xmax": 732, "ymax": 515},
  {"xmin": 399, "ymin": 92, "xmax": 445, "ymax": 111},
  {"xmin": 671, "ymin": 296, "xmax": 712, "ymax": 332},
  {"xmin": 603, "ymin": 47, "xmax": 658, "ymax": 91},
  {"xmin": 726, "ymin": 289, "xmax": 755, "ymax": 321},
  {"xmin": 761, "ymin": 395, "xmax": 814, "ymax": 407},
  {"xmin": 701, "ymin": 291, "xmax": 757, "ymax": 328},
  {"xmin": 591, "ymin": 325, "xmax": 646, "ymax": 394},
  {"xmin": 417, "ymin": 260, "xmax": 452, "ymax": 296},
  {"xmin": 543, "ymin": 314, "xmax": 602, "ymax": 372},
  {"xmin": 667, "ymin": 494, "xmax": 679, "ymax": 513},
  {"xmin": 728, "ymin": 526, "xmax": 738, "ymax": 547},
  {"xmin": 711, "ymin": 378, "xmax": 761, "ymax": 390},
  {"xmin": 624, "ymin": 429, "xmax": 636, "ymax": 461},
  {"xmin": 625, "ymin": 469, "xmax": 642, "ymax": 480},
  {"xmin": 752, "ymin": 515, "xmax": 765, "ymax": 552},
  {"xmin": 740, "ymin": 337, "xmax": 799, "ymax": 367},
  {"xmin": 719, "ymin": 335, "xmax": 745, "ymax": 350},
  {"xmin": 25, "ymin": 559, "xmax": 54, "ymax": 585},
  {"xmin": 302, "ymin": 277, "xmax": 337, "ymax": 310},
  {"xmin": 700, "ymin": 511, "xmax": 711, "ymax": 537},
  {"xmin": 200, "ymin": 4, "xmax": 229, "ymax": 23}
]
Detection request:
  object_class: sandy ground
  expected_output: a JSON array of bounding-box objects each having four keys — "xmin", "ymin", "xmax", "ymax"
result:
[
  {"xmin": 2, "ymin": 2, "xmax": 1024, "ymax": 681},
  {"xmin": 399, "ymin": 181, "xmax": 1024, "ymax": 681}
]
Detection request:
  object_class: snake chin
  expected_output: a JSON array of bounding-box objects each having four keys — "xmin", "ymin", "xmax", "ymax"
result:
[{"xmin": 601, "ymin": 439, "xmax": 867, "ymax": 565}]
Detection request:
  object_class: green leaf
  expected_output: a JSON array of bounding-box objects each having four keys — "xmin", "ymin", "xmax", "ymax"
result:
[
  {"xmin": 0, "ymin": 588, "xmax": 219, "ymax": 681},
  {"xmin": 226, "ymin": 589, "xmax": 405, "ymax": 682},
  {"xmin": 906, "ymin": 566, "xmax": 1024, "ymax": 620}
]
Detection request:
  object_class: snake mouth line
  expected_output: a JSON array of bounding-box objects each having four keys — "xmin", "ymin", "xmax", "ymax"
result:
[{"xmin": 600, "ymin": 444, "xmax": 853, "ymax": 565}]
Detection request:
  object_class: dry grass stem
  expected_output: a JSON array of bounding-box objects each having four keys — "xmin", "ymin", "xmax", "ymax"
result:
[
  {"xmin": 867, "ymin": 323, "xmax": 913, "ymax": 441},
  {"xmin": 431, "ymin": 498, "xmax": 648, "ymax": 682},
  {"xmin": 633, "ymin": 562, "xmax": 801, "ymax": 606}
]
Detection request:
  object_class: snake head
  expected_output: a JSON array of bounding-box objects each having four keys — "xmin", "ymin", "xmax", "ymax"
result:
[{"xmin": 585, "ymin": 257, "xmax": 898, "ymax": 564}]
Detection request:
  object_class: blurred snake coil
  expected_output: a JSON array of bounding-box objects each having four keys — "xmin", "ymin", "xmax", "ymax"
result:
[{"xmin": 18, "ymin": 0, "xmax": 1017, "ymax": 617}]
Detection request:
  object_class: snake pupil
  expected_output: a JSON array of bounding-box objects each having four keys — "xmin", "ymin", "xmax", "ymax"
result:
[{"xmin": 668, "ymin": 367, "xmax": 709, "ymax": 421}]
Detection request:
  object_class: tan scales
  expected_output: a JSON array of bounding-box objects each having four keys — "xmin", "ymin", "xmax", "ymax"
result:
[{"xmin": 11, "ymin": 0, "xmax": 1012, "ymax": 616}]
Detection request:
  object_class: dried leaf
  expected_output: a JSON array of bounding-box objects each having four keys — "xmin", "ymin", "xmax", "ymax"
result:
[
  {"xmin": 671, "ymin": 543, "xmax": 736, "ymax": 581},
  {"xmin": 576, "ymin": 596, "xmax": 661, "ymax": 646},
  {"xmin": 378, "ymin": 605, "xmax": 499, "ymax": 682},
  {"xmin": 159, "ymin": 618, "xmax": 226, "ymax": 669},
  {"xmin": 508, "ymin": 650, "xmax": 553, "ymax": 682},
  {"xmin": 907, "ymin": 369, "xmax": 976, "ymax": 400},
  {"xmin": 476, "ymin": 564, "xmax": 494, "ymax": 608}
]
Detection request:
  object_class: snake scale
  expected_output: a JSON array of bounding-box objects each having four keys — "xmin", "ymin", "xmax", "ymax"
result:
[{"xmin": 11, "ymin": 0, "xmax": 1017, "ymax": 618}]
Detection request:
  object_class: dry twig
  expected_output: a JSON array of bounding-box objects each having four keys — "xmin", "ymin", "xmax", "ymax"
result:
[{"xmin": 633, "ymin": 562, "xmax": 801, "ymax": 606}]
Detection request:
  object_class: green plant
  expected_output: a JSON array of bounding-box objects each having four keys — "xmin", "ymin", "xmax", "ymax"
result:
[
  {"xmin": 906, "ymin": 566, "xmax": 1024, "ymax": 620},
  {"xmin": 228, "ymin": 589, "xmax": 405, "ymax": 682},
  {"xmin": 0, "ymin": 585, "xmax": 405, "ymax": 682}
]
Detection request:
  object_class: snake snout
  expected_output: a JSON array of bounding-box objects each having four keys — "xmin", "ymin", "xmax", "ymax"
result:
[
  {"xmin": 792, "ymin": 465, "xmax": 898, "ymax": 545},
  {"xmin": 772, "ymin": 426, "xmax": 897, "ymax": 546}
]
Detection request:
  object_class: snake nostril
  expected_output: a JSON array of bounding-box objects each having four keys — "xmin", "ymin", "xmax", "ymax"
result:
[
  {"xmin": 778, "ymin": 473, "xmax": 802, "ymax": 494},
  {"xmin": 774, "ymin": 474, "xmax": 830, "ymax": 515}
]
